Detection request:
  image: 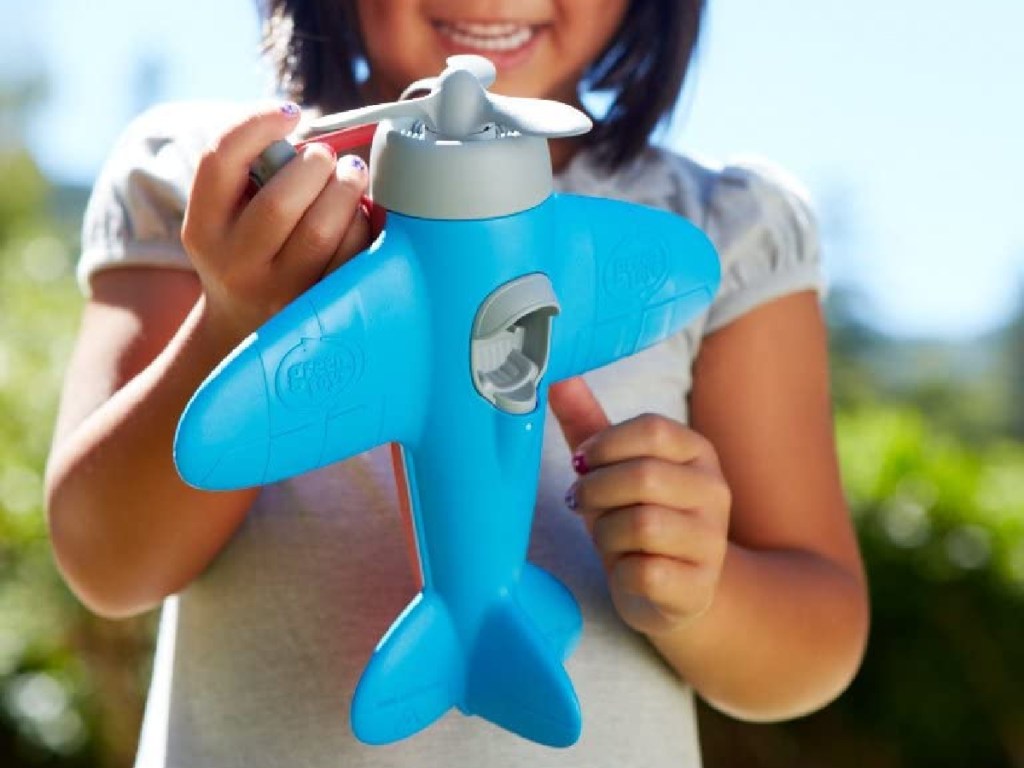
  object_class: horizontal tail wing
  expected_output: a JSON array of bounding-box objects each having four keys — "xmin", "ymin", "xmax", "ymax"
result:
[{"xmin": 351, "ymin": 592, "xmax": 461, "ymax": 744}]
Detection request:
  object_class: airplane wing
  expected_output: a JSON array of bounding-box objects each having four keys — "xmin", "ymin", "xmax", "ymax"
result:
[
  {"xmin": 544, "ymin": 194, "xmax": 720, "ymax": 383},
  {"xmin": 174, "ymin": 227, "xmax": 429, "ymax": 490}
]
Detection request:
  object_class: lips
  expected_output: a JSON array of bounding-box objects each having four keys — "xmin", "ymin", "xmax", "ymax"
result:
[{"xmin": 434, "ymin": 20, "xmax": 540, "ymax": 54}]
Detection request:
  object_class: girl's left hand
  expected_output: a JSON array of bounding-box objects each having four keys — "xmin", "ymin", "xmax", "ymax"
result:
[{"xmin": 548, "ymin": 377, "xmax": 732, "ymax": 637}]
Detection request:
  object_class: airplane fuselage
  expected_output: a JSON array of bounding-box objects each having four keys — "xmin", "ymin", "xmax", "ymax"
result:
[{"xmin": 392, "ymin": 202, "xmax": 559, "ymax": 631}]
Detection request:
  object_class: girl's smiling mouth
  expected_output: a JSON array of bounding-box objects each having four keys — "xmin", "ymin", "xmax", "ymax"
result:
[{"xmin": 432, "ymin": 20, "xmax": 547, "ymax": 67}]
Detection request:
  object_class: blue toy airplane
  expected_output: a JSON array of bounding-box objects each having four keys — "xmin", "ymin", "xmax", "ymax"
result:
[{"xmin": 175, "ymin": 56, "xmax": 720, "ymax": 748}]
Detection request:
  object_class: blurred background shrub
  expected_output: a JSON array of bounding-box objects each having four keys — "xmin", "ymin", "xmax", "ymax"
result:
[{"xmin": 0, "ymin": 84, "xmax": 153, "ymax": 767}]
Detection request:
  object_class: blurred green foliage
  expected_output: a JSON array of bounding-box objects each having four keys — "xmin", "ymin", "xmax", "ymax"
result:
[
  {"xmin": 836, "ymin": 408, "xmax": 1024, "ymax": 766},
  {"xmin": 0, "ymin": 148, "xmax": 103, "ymax": 766},
  {"xmin": 0, "ymin": 132, "xmax": 1022, "ymax": 767},
  {"xmin": 0, "ymin": 138, "xmax": 153, "ymax": 768}
]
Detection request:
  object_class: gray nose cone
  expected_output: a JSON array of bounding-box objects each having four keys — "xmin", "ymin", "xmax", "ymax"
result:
[{"xmin": 369, "ymin": 123, "xmax": 554, "ymax": 221}]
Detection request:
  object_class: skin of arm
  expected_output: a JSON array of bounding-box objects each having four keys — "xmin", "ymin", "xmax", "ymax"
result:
[
  {"xmin": 45, "ymin": 104, "xmax": 371, "ymax": 618},
  {"xmin": 45, "ymin": 271, "xmax": 257, "ymax": 618},
  {"xmin": 549, "ymin": 290, "xmax": 869, "ymax": 721}
]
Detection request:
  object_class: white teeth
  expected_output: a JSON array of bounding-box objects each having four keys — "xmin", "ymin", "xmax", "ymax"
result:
[
  {"xmin": 450, "ymin": 21, "xmax": 522, "ymax": 35},
  {"xmin": 436, "ymin": 21, "xmax": 535, "ymax": 52}
]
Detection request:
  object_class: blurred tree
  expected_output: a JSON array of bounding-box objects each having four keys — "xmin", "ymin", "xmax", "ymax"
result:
[
  {"xmin": 1004, "ymin": 275, "xmax": 1024, "ymax": 441},
  {"xmin": 0, "ymin": 79, "xmax": 155, "ymax": 768},
  {"xmin": 0, "ymin": 144, "xmax": 105, "ymax": 767},
  {"xmin": 825, "ymin": 283, "xmax": 889, "ymax": 409},
  {"xmin": 0, "ymin": 74, "xmax": 47, "ymax": 154},
  {"xmin": 824, "ymin": 282, "xmax": 1008, "ymax": 446}
]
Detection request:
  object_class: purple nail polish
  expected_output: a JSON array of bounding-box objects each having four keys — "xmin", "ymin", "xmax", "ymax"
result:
[
  {"xmin": 565, "ymin": 484, "xmax": 578, "ymax": 511},
  {"xmin": 280, "ymin": 102, "xmax": 301, "ymax": 116},
  {"xmin": 572, "ymin": 452, "xmax": 589, "ymax": 475},
  {"xmin": 349, "ymin": 155, "xmax": 367, "ymax": 173}
]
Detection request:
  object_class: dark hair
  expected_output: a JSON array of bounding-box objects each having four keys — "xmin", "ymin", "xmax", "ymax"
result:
[{"xmin": 259, "ymin": 0, "xmax": 705, "ymax": 169}]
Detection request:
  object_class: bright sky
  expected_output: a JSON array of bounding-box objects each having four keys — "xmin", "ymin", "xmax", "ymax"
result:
[{"xmin": 5, "ymin": 0, "xmax": 1023, "ymax": 340}]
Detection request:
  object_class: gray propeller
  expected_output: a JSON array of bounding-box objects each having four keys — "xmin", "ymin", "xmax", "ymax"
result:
[
  {"xmin": 307, "ymin": 55, "xmax": 591, "ymax": 140},
  {"xmin": 400, "ymin": 54, "xmax": 497, "ymax": 98}
]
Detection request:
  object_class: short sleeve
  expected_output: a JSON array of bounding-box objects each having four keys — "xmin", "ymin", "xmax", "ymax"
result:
[
  {"xmin": 701, "ymin": 159, "xmax": 827, "ymax": 334},
  {"xmin": 76, "ymin": 102, "xmax": 226, "ymax": 296}
]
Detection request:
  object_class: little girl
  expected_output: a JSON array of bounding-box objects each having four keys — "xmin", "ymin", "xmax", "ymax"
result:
[{"xmin": 45, "ymin": 1, "xmax": 869, "ymax": 766}]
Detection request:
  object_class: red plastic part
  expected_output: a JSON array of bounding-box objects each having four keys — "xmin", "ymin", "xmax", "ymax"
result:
[
  {"xmin": 294, "ymin": 123, "xmax": 378, "ymax": 155},
  {"xmin": 361, "ymin": 195, "xmax": 387, "ymax": 240}
]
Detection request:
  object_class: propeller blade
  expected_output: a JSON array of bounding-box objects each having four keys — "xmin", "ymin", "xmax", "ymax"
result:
[
  {"xmin": 400, "ymin": 77, "xmax": 439, "ymax": 100},
  {"xmin": 308, "ymin": 92, "xmax": 439, "ymax": 135},
  {"xmin": 306, "ymin": 55, "xmax": 591, "ymax": 141},
  {"xmin": 486, "ymin": 94, "xmax": 592, "ymax": 138},
  {"xmin": 443, "ymin": 54, "xmax": 497, "ymax": 89}
]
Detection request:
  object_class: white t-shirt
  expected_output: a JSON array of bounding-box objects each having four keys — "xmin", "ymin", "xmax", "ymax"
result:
[{"xmin": 78, "ymin": 101, "xmax": 825, "ymax": 768}]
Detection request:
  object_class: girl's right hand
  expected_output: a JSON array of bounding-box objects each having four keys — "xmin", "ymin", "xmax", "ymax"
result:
[{"xmin": 181, "ymin": 102, "xmax": 371, "ymax": 351}]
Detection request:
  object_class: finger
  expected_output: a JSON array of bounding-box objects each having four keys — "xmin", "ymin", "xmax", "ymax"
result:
[
  {"xmin": 186, "ymin": 102, "xmax": 303, "ymax": 241},
  {"xmin": 318, "ymin": 158, "xmax": 373, "ymax": 278},
  {"xmin": 570, "ymin": 458, "xmax": 730, "ymax": 519},
  {"xmin": 548, "ymin": 376, "xmax": 610, "ymax": 453},
  {"xmin": 231, "ymin": 143, "xmax": 337, "ymax": 264},
  {"xmin": 577, "ymin": 413, "xmax": 720, "ymax": 474},
  {"xmin": 611, "ymin": 553, "xmax": 714, "ymax": 620},
  {"xmin": 271, "ymin": 154, "xmax": 370, "ymax": 289},
  {"xmin": 321, "ymin": 208, "xmax": 371, "ymax": 278},
  {"xmin": 591, "ymin": 504, "xmax": 724, "ymax": 564}
]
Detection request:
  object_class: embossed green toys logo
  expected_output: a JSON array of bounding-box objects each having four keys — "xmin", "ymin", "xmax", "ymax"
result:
[
  {"xmin": 275, "ymin": 337, "xmax": 364, "ymax": 410},
  {"xmin": 603, "ymin": 240, "xmax": 669, "ymax": 302}
]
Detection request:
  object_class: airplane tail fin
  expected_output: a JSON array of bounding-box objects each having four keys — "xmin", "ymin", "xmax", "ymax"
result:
[
  {"xmin": 517, "ymin": 561, "xmax": 583, "ymax": 661},
  {"xmin": 464, "ymin": 575, "xmax": 582, "ymax": 748},
  {"xmin": 351, "ymin": 565, "xmax": 582, "ymax": 747},
  {"xmin": 350, "ymin": 592, "xmax": 460, "ymax": 744}
]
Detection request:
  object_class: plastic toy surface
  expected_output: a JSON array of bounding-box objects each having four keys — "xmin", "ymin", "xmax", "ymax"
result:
[{"xmin": 174, "ymin": 56, "xmax": 720, "ymax": 748}]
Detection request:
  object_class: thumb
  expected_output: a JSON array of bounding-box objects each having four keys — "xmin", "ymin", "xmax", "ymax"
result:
[{"xmin": 547, "ymin": 376, "xmax": 611, "ymax": 453}]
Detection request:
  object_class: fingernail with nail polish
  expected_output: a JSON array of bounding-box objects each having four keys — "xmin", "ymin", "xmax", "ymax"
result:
[
  {"xmin": 564, "ymin": 484, "xmax": 578, "ymax": 511},
  {"xmin": 348, "ymin": 155, "xmax": 367, "ymax": 173},
  {"xmin": 280, "ymin": 102, "xmax": 301, "ymax": 116},
  {"xmin": 572, "ymin": 452, "xmax": 589, "ymax": 475}
]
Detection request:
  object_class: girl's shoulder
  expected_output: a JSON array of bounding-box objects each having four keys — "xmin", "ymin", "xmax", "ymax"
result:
[
  {"xmin": 95, "ymin": 100, "xmax": 245, "ymax": 185},
  {"xmin": 559, "ymin": 144, "xmax": 818, "ymax": 254},
  {"xmin": 78, "ymin": 100, "xmax": 243, "ymax": 295},
  {"xmin": 664, "ymin": 147, "xmax": 825, "ymax": 334},
  {"xmin": 87, "ymin": 99, "xmax": 252, "ymax": 207},
  {"xmin": 88, "ymin": 98, "xmax": 318, "ymax": 205}
]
